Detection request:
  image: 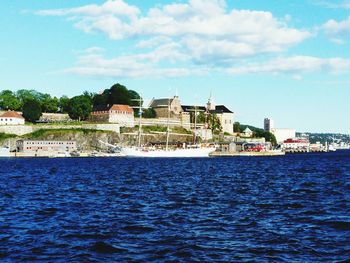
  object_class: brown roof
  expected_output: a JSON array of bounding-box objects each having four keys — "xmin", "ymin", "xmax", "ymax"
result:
[
  {"xmin": 0, "ymin": 111, "xmax": 24, "ymax": 119},
  {"xmin": 110, "ymin": 104, "xmax": 134, "ymax": 113}
]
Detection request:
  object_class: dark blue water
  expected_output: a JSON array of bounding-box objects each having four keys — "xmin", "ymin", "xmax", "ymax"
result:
[{"xmin": 0, "ymin": 151, "xmax": 350, "ymax": 262}]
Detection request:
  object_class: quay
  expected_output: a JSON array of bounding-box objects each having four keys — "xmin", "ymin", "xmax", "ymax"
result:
[{"xmin": 210, "ymin": 150, "xmax": 285, "ymax": 157}]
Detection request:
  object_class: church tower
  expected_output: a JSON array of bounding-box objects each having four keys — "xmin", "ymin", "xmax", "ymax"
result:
[{"xmin": 207, "ymin": 92, "xmax": 216, "ymax": 111}]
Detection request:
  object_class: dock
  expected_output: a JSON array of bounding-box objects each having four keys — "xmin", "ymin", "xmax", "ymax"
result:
[{"xmin": 210, "ymin": 150, "xmax": 285, "ymax": 157}]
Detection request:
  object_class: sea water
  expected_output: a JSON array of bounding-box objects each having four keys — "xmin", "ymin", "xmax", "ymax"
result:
[{"xmin": 0, "ymin": 151, "xmax": 349, "ymax": 262}]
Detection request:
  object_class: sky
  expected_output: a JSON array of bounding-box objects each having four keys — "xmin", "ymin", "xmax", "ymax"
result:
[{"xmin": 1, "ymin": 0, "xmax": 350, "ymax": 133}]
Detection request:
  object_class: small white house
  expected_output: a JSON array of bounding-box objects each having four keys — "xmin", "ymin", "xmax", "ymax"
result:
[
  {"xmin": 243, "ymin": 127, "xmax": 253, "ymax": 137},
  {"xmin": 0, "ymin": 111, "xmax": 25, "ymax": 125}
]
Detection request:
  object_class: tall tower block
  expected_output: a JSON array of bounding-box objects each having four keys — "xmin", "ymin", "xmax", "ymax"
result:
[{"xmin": 264, "ymin": 118, "xmax": 274, "ymax": 132}]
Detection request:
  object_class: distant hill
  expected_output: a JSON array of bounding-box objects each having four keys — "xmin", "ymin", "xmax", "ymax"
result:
[{"xmin": 296, "ymin": 132, "xmax": 350, "ymax": 144}]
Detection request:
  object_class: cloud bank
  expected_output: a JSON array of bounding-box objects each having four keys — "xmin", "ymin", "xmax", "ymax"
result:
[{"xmin": 37, "ymin": 0, "xmax": 350, "ymax": 78}]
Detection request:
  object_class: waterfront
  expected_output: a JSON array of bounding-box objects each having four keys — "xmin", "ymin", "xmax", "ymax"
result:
[{"xmin": 0, "ymin": 151, "xmax": 349, "ymax": 262}]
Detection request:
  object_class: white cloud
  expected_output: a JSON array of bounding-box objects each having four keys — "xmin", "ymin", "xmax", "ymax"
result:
[
  {"xmin": 41, "ymin": 1, "xmax": 350, "ymax": 79},
  {"xmin": 312, "ymin": 0, "xmax": 350, "ymax": 9},
  {"xmin": 322, "ymin": 16, "xmax": 350, "ymax": 38},
  {"xmin": 80, "ymin": 47, "xmax": 105, "ymax": 54},
  {"xmin": 227, "ymin": 56, "xmax": 350, "ymax": 75},
  {"xmin": 136, "ymin": 37, "xmax": 172, "ymax": 48},
  {"xmin": 66, "ymin": 47, "xmax": 350, "ymax": 79},
  {"xmin": 37, "ymin": 0, "xmax": 311, "ymax": 63},
  {"xmin": 64, "ymin": 46, "xmax": 205, "ymax": 78},
  {"xmin": 292, "ymin": 75, "xmax": 303, "ymax": 81},
  {"xmin": 36, "ymin": 0, "xmax": 140, "ymax": 19}
]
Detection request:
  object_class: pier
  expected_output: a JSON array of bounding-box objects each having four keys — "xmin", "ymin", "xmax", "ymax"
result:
[{"xmin": 210, "ymin": 151, "xmax": 285, "ymax": 157}]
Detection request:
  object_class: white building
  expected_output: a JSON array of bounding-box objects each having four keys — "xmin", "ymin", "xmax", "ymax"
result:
[
  {"xmin": 90, "ymin": 104, "xmax": 135, "ymax": 127},
  {"xmin": 206, "ymin": 96, "xmax": 234, "ymax": 134},
  {"xmin": 264, "ymin": 118, "xmax": 296, "ymax": 143},
  {"xmin": 0, "ymin": 111, "xmax": 25, "ymax": 125},
  {"xmin": 242, "ymin": 127, "xmax": 253, "ymax": 138},
  {"xmin": 282, "ymin": 138, "xmax": 310, "ymax": 151},
  {"xmin": 272, "ymin": 128, "xmax": 296, "ymax": 144},
  {"xmin": 16, "ymin": 140, "xmax": 77, "ymax": 156}
]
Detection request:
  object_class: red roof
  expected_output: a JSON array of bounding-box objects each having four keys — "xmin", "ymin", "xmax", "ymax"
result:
[
  {"xmin": 0, "ymin": 111, "xmax": 24, "ymax": 119},
  {"xmin": 110, "ymin": 104, "xmax": 134, "ymax": 113}
]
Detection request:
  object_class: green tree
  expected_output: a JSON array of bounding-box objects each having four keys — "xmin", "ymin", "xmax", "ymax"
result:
[
  {"xmin": 143, "ymin": 108, "xmax": 157, "ymax": 118},
  {"xmin": 189, "ymin": 110, "xmax": 222, "ymax": 133},
  {"xmin": 59, "ymin": 96, "xmax": 70, "ymax": 113},
  {"xmin": 127, "ymin": 89, "xmax": 142, "ymax": 107},
  {"xmin": 92, "ymin": 83, "xmax": 141, "ymax": 107},
  {"xmin": 0, "ymin": 90, "xmax": 21, "ymax": 110},
  {"xmin": 16, "ymin": 89, "xmax": 43, "ymax": 104},
  {"xmin": 233, "ymin": 122, "xmax": 241, "ymax": 133},
  {"xmin": 240, "ymin": 124, "xmax": 277, "ymax": 145},
  {"xmin": 253, "ymin": 129, "xmax": 277, "ymax": 146},
  {"xmin": 68, "ymin": 95, "xmax": 92, "ymax": 121},
  {"xmin": 22, "ymin": 99, "xmax": 42, "ymax": 123},
  {"xmin": 83, "ymin": 91, "xmax": 95, "ymax": 101},
  {"xmin": 264, "ymin": 132, "xmax": 277, "ymax": 146},
  {"xmin": 108, "ymin": 84, "xmax": 130, "ymax": 105},
  {"xmin": 40, "ymin": 94, "xmax": 59, "ymax": 113},
  {"xmin": 209, "ymin": 113, "xmax": 222, "ymax": 134}
]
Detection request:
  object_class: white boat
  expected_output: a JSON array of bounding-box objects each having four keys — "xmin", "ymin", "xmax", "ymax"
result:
[
  {"xmin": 49, "ymin": 152, "xmax": 72, "ymax": 158},
  {"xmin": 121, "ymin": 146, "xmax": 215, "ymax": 158},
  {"xmin": 328, "ymin": 144, "xmax": 337, "ymax": 152},
  {"xmin": 0, "ymin": 147, "xmax": 10, "ymax": 157},
  {"xmin": 121, "ymin": 96, "xmax": 215, "ymax": 158},
  {"xmin": 89, "ymin": 151, "xmax": 126, "ymax": 157}
]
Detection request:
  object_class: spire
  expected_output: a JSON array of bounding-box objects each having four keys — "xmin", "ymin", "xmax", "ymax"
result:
[{"xmin": 207, "ymin": 91, "xmax": 215, "ymax": 110}]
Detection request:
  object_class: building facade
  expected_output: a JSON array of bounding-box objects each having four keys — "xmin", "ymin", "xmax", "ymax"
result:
[
  {"xmin": 149, "ymin": 96, "xmax": 183, "ymax": 118},
  {"xmin": 264, "ymin": 118, "xmax": 274, "ymax": 132},
  {"xmin": 181, "ymin": 97, "xmax": 234, "ymax": 134},
  {"xmin": 206, "ymin": 97, "xmax": 234, "ymax": 134},
  {"xmin": 264, "ymin": 118, "xmax": 296, "ymax": 143},
  {"xmin": 16, "ymin": 140, "xmax": 77, "ymax": 156},
  {"xmin": 0, "ymin": 111, "xmax": 25, "ymax": 125},
  {"xmin": 242, "ymin": 127, "xmax": 253, "ymax": 137},
  {"xmin": 90, "ymin": 104, "xmax": 135, "ymax": 127},
  {"xmin": 272, "ymin": 128, "xmax": 296, "ymax": 144},
  {"xmin": 148, "ymin": 95, "xmax": 234, "ymax": 134}
]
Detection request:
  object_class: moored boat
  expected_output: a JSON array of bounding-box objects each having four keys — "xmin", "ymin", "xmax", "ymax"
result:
[
  {"xmin": 0, "ymin": 147, "xmax": 10, "ymax": 157},
  {"xmin": 121, "ymin": 145, "xmax": 215, "ymax": 158},
  {"xmin": 121, "ymin": 95, "xmax": 215, "ymax": 158}
]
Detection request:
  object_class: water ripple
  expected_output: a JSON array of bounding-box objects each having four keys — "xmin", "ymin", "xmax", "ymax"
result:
[{"xmin": 0, "ymin": 151, "xmax": 349, "ymax": 262}]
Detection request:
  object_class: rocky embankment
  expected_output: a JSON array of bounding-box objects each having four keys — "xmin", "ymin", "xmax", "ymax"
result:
[{"xmin": 1, "ymin": 129, "xmax": 194, "ymax": 151}]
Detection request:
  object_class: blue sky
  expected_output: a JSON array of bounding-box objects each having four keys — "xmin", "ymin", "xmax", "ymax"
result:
[{"xmin": 1, "ymin": 0, "xmax": 350, "ymax": 133}]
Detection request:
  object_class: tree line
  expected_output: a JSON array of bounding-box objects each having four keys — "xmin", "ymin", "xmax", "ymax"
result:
[{"xmin": 0, "ymin": 83, "xmax": 156, "ymax": 123}]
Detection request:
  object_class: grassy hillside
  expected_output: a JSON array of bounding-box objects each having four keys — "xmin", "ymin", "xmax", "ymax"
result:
[
  {"xmin": 24, "ymin": 128, "xmax": 112, "ymax": 139},
  {"xmin": 0, "ymin": 133, "xmax": 17, "ymax": 142}
]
